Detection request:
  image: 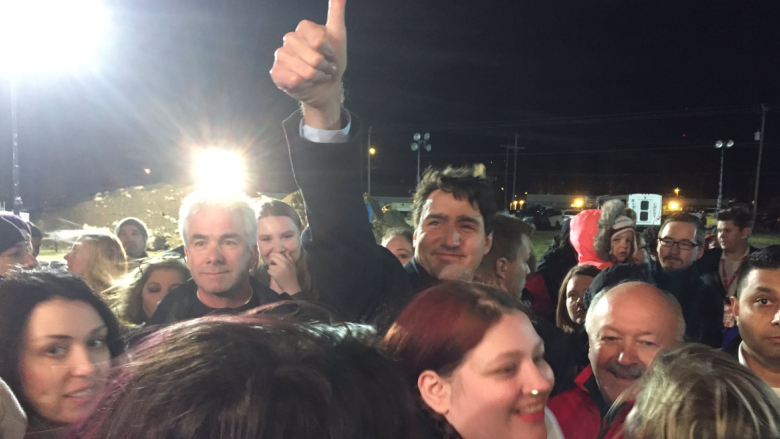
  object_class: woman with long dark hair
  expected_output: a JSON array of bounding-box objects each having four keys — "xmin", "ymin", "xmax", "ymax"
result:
[{"xmin": 0, "ymin": 270, "xmax": 123, "ymax": 438}]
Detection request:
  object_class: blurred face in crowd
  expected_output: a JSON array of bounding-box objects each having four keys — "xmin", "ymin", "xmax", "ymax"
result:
[
  {"xmin": 718, "ymin": 220, "xmax": 750, "ymax": 253},
  {"xmin": 0, "ymin": 241, "xmax": 37, "ymax": 277},
  {"xmin": 421, "ymin": 312, "xmax": 554, "ymax": 439},
  {"xmin": 117, "ymin": 225, "xmax": 146, "ymax": 259},
  {"xmin": 657, "ymin": 222, "xmax": 703, "ymax": 272},
  {"xmin": 566, "ymin": 274, "xmax": 595, "ymax": 326},
  {"xmin": 732, "ymin": 268, "xmax": 780, "ymax": 373},
  {"xmin": 19, "ymin": 298, "xmax": 111, "ymax": 424},
  {"xmin": 414, "ymin": 190, "xmax": 493, "ymax": 281},
  {"xmin": 142, "ymin": 268, "xmax": 186, "ymax": 318},
  {"xmin": 383, "ymin": 234, "xmax": 414, "ymax": 265},
  {"xmin": 504, "ymin": 235, "xmax": 532, "ymax": 297},
  {"xmin": 256, "ymin": 216, "xmax": 302, "ymax": 264},
  {"xmin": 185, "ymin": 207, "xmax": 257, "ymax": 297},
  {"xmin": 31, "ymin": 236, "xmax": 42, "ymax": 258},
  {"xmin": 64, "ymin": 239, "xmax": 92, "ymax": 277},
  {"xmin": 587, "ymin": 282, "xmax": 682, "ymax": 403},
  {"xmin": 634, "ymin": 236, "xmax": 647, "ymax": 265},
  {"xmin": 611, "ymin": 231, "xmax": 634, "ymax": 263}
]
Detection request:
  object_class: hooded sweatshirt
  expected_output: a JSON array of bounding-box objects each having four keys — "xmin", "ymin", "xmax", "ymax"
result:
[{"xmin": 569, "ymin": 209, "xmax": 613, "ymax": 270}]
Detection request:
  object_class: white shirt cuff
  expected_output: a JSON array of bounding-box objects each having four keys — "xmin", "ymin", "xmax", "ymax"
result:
[{"xmin": 300, "ymin": 111, "xmax": 352, "ymax": 144}]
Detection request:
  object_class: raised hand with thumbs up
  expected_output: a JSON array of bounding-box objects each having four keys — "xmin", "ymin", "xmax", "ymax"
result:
[{"xmin": 270, "ymin": 0, "xmax": 347, "ymax": 130}]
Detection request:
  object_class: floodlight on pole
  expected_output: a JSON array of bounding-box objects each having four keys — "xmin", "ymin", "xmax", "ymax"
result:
[
  {"xmin": 411, "ymin": 132, "xmax": 431, "ymax": 186},
  {"xmin": 714, "ymin": 139, "xmax": 734, "ymax": 211},
  {"xmin": 193, "ymin": 148, "xmax": 246, "ymax": 195},
  {"xmin": 1, "ymin": 0, "xmax": 110, "ymax": 214}
]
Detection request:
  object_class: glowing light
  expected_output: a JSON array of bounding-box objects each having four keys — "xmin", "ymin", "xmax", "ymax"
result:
[
  {"xmin": 144, "ymin": 168, "xmax": 151, "ymax": 175},
  {"xmin": 674, "ymin": 188, "xmax": 680, "ymax": 196},
  {"xmin": 573, "ymin": 198, "xmax": 584, "ymax": 208},
  {"xmin": 668, "ymin": 201, "xmax": 681, "ymax": 211},
  {"xmin": 193, "ymin": 148, "xmax": 246, "ymax": 195},
  {"xmin": 0, "ymin": 0, "xmax": 110, "ymax": 73},
  {"xmin": 369, "ymin": 147, "xmax": 376, "ymax": 155}
]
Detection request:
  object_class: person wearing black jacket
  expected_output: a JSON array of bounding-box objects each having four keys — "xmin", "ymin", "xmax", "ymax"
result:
[
  {"xmin": 270, "ymin": 0, "xmax": 576, "ymax": 396},
  {"xmin": 584, "ymin": 213, "xmax": 723, "ymax": 348},
  {"xmin": 147, "ymin": 192, "xmax": 280, "ymax": 325},
  {"xmin": 536, "ymin": 218, "xmax": 578, "ymax": 307}
]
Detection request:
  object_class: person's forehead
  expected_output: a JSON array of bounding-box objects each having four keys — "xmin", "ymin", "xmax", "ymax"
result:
[
  {"xmin": 594, "ymin": 289, "xmax": 676, "ymax": 336},
  {"xmin": 741, "ymin": 269, "xmax": 780, "ymax": 297},
  {"xmin": 189, "ymin": 207, "xmax": 241, "ymax": 230},
  {"xmin": 386, "ymin": 235, "xmax": 413, "ymax": 250},
  {"xmin": 660, "ymin": 221, "xmax": 695, "ymax": 239},
  {"xmin": 423, "ymin": 190, "xmax": 483, "ymax": 219},
  {"xmin": 120, "ymin": 224, "xmax": 141, "ymax": 234},
  {"xmin": 717, "ymin": 220, "xmax": 736, "ymax": 229}
]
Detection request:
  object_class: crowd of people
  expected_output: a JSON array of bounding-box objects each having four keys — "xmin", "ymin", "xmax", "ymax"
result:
[{"xmin": 0, "ymin": 1, "xmax": 779, "ymax": 438}]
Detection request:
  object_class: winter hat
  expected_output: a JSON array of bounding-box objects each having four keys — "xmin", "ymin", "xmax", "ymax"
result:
[
  {"xmin": 115, "ymin": 217, "xmax": 149, "ymax": 243},
  {"xmin": 0, "ymin": 218, "xmax": 25, "ymax": 255},
  {"xmin": 611, "ymin": 216, "xmax": 636, "ymax": 239},
  {"xmin": 0, "ymin": 213, "xmax": 30, "ymax": 236}
]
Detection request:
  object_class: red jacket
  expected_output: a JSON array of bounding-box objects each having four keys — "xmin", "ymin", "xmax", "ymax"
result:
[
  {"xmin": 569, "ymin": 210, "xmax": 613, "ymax": 271},
  {"xmin": 547, "ymin": 365, "xmax": 628, "ymax": 439}
]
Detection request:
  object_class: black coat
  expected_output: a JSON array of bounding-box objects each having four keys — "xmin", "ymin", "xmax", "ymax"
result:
[
  {"xmin": 146, "ymin": 276, "xmax": 281, "ymax": 325},
  {"xmin": 536, "ymin": 220, "xmax": 578, "ymax": 307},
  {"xmin": 584, "ymin": 259, "xmax": 724, "ymax": 348},
  {"xmin": 284, "ymin": 110, "xmax": 577, "ymax": 395},
  {"xmin": 699, "ymin": 245, "xmax": 760, "ymax": 299}
]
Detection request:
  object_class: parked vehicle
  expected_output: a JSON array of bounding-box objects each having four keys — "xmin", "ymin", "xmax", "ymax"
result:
[{"xmin": 627, "ymin": 194, "xmax": 663, "ymax": 227}]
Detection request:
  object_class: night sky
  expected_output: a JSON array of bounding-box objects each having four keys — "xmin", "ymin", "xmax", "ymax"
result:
[{"xmin": 1, "ymin": 0, "xmax": 779, "ymax": 212}]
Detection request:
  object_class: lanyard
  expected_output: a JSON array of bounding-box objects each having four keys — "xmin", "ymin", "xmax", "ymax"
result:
[{"xmin": 721, "ymin": 256, "xmax": 747, "ymax": 293}]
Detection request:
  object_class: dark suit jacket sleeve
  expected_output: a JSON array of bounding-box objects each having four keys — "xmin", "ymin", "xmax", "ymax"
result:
[{"xmin": 283, "ymin": 110, "xmax": 413, "ymax": 324}]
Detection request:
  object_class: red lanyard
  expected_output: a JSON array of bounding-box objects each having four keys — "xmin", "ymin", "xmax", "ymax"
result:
[{"xmin": 721, "ymin": 256, "xmax": 747, "ymax": 292}]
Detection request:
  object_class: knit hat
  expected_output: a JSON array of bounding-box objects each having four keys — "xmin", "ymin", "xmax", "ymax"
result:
[
  {"xmin": 611, "ymin": 216, "xmax": 636, "ymax": 239},
  {"xmin": 0, "ymin": 218, "xmax": 25, "ymax": 255},
  {"xmin": 0, "ymin": 213, "xmax": 30, "ymax": 236},
  {"xmin": 115, "ymin": 217, "xmax": 149, "ymax": 243}
]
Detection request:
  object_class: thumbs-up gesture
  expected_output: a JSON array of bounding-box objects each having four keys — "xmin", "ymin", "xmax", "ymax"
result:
[{"xmin": 270, "ymin": 0, "xmax": 347, "ymax": 129}]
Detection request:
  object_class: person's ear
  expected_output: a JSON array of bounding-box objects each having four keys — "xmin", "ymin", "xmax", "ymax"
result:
[
  {"xmin": 418, "ymin": 370, "xmax": 452, "ymax": 415},
  {"xmin": 742, "ymin": 228, "xmax": 751, "ymax": 240},
  {"xmin": 483, "ymin": 231, "xmax": 494, "ymax": 255},
  {"xmin": 494, "ymin": 257, "xmax": 508, "ymax": 280},
  {"xmin": 731, "ymin": 295, "xmax": 740, "ymax": 318},
  {"xmin": 696, "ymin": 243, "xmax": 705, "ymax": 260}
]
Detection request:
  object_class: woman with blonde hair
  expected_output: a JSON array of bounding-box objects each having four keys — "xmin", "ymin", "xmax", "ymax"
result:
[
  {"xmin": 64, "ymin": 231, "xmax": 128, "ymax": 294},
  {"xmin": 107, "ymin": 255, "xmax": 190, "ymax": 325},
  {"xmin": 621, "ymin": 343, "xmax": 780, "ymax": 439}
]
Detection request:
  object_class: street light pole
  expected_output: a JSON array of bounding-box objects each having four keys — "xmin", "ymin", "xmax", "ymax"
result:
[
  {"xmin": 368, "ymin": 147, "xmax": 376, "ymax": 197},
  {"xmin": 714, "ymin": 139, "xmax": 734, "ymax": 211},
  {"xmin": 751, "ymin": 105, "xmax": 769, "ymax": 229},
  {"xmin": 10, "ymin": 77, "xmax": 23, "ymax": 215},
  {"xmin": 411, "ymin": 133, "xmax": 431, "ymax": 186}
]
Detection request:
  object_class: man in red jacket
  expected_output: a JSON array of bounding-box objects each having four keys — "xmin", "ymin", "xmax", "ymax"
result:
[{"xmin": 548, "ymin": 281, "xmax": 685, "ymax": 439}]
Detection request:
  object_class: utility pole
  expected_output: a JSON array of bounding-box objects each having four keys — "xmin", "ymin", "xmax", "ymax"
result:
[
  {"xmin": 367, "ymin": 126, "xmax": 372, "ymax": 197},
  {"xmin": 751, "ymin": 104, "xmax": 769, "ymax": 230},
  {"xmin": 500, "ymin": 134, "xmax": 524, "ymax": 205}
]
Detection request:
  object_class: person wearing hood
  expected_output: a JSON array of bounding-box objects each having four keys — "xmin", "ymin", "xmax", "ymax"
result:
[
  {"xmin": 0, "ymin": 218, "xmax": 37, "ymax": 278},
  {"xmin": 593, "ymin": 200, "xmax": 637, "ymax": 266},
  {"xmin": 570, "ymin": 209, "xmax": 612, "ymax": 270}
]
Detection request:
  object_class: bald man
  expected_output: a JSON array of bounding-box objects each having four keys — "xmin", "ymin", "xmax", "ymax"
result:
[{"xmin": 549, "ymin": 281, "xmax": 686, "ymax": 439}]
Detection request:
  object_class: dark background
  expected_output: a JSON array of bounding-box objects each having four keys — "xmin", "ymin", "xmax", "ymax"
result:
[{"xmin": 1, "ymin": 0, "xmax": 778, "ymax": 211}]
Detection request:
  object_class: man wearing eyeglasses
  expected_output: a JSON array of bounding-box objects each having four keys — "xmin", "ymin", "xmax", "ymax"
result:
[{"xmin": 584, "ymin": 213, "xmax": 723, "ymax": 347}]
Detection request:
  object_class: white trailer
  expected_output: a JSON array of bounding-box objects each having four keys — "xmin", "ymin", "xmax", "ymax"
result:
[{"xmin": 627, "ymin": 194, "xmax": 663, "ymax": 227}]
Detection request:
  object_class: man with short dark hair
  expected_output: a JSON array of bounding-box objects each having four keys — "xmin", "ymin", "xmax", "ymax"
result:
[
  {"xmin": 474, "ymin": 214, "xmax": 534, "ymax": 299},
  {"xmin": 726, "ymin": 246, "xmax": 780, "ymax": 395},
  {"xmin": 585, "ymin": 213, "xmax": 723, "ymax": 347}
]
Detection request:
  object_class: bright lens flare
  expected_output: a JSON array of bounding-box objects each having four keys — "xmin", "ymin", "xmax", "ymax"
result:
[
  {"xmin": 669, "ymin": 201, "xmax": 680, "ymax": 211},
  {"xmin": 0, "ymin": 0, "xmax": 110, "ymax": 73},
  {"xmin": 193, "ymin": 149, "xmax": 246, "ymax": 195}
]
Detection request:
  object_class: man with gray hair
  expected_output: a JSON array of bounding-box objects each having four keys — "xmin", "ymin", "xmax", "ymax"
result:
[
  {"xmin": 549, "ymin": 281, "xmax": 685, "ymax": 439},
  {"xmin": 147, "ymin": 192, "xmax": 279, "ymax": 325}
]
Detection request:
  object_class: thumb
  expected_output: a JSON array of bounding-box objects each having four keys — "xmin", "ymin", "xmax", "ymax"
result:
[{"xmin": 326, "ymin": 0, "xmax": 346, "ymax": 39}]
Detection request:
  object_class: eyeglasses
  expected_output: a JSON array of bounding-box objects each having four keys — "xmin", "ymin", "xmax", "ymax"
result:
[{"xmin": 658, "ymin": 237, "xmax": 699, "ymax": 251}]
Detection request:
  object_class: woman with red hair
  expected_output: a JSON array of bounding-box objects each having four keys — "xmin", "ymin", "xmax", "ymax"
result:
[{"xmin": 383, "ymin": 281, "xmax": 564, "ymax": 439}]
